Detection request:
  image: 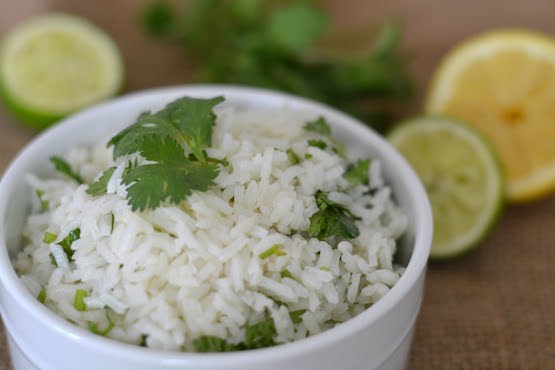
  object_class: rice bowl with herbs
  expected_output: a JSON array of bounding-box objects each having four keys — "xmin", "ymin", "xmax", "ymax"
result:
[{"xmin": 13, "ymin": 96, "xmax": 407, "ymax": 352}]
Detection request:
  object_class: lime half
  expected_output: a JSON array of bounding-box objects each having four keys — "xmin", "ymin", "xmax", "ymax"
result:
[
  {"xmin": 0, "ymin": 13, "xmax": 124, "ymax": 129},
  {"xmin": 388, "ymin": 117, "xmax": 505, "ymax": 259}
]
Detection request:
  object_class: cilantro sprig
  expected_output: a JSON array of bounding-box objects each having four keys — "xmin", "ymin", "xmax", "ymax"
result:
[
  {"xmin": 87, "ymin": 96, "xmax": 224, "ymax": 211},
  {"xmin": 308, "ymin": 191, "xmax": 359, "ymax": 240}
]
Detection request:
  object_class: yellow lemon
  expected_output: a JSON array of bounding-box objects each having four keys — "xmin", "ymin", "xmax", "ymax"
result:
[{"xmin": 426, "ymin": 29, "xmax": 555, "ymax": 202}]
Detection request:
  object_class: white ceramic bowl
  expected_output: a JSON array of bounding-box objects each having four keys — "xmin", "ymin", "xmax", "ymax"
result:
[{"xmin": 0, "ymin": 85, "xmax": 432, "ymax": 370}]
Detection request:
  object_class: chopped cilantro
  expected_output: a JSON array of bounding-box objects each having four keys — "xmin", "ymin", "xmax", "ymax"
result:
[
  {"xmin": 140, "ymin": 334, "xmax": 148, "ymax": 347},
  {"xmin": 193, "ymin": 336, "xmax": 237, "ymax": 352},
  {"xmin": 110, "ymin": 213, "xmax": 115, "ymax": 234},
  {"xmin": 245, "ymin": 317, "xmax": 277, "ymax": 349},
  {"xmin": 289, "ymin": 309, "xmax": 306, "ymax": 324},
  {"xmin": 332, "ymin": 144, "xmax": 345, "ymax": 157},
  {"xmin": 43, "ymin": 232, "xmax": 57, "ymax": 244},
  {"xmin": 303, "ymin": 116, "xmax": 331, "ymax": 136},
  {"xmin": 280, "ymin": 269, "xmax": 296, "ymax": 280},
  {"xmin": 193, "ymin": 317, "xmax": 277, "ymax": 352},
  {"xmin": 344, "ymin": 159, "xmax": 371, "ymax": 188},
  {"xmin": 259, "ymin": 244, "xmax": 285, "ymax": 259},
  {"xmin": 308, "ymin": 191, "xmax": 359, "ymax": 240},
  {"xmin": 88, "ymin": 307, "xmax": 115, "ymax": 336},
  {"xmin": 74, "ymin": 289, "xmax": 88, "ymax": 311},
  {"xmin": 50, "ymin": 156, "xmax": 83, "ymax": 184},
  {"xmin": 286, "ymin": 148, "xmax": 300, "ymax": 164},
  {"xmin": 307, "ymin": 139, "xmax": 327, "ymax": 150},
  {"xmin": 86, "ymin": 167, "xmax": 116, "ymax": 196},
  {"xmin": 304, "ymin": 153, "xmax": 313, "ymax": 159},
  {"xmin": 58, "ymin": 228, "xmax": 81, "ymax": 261},
  {"xmin": 49, "ymin": 253, "xmax": 57, "ymax": 266},
  {"xmin": 320, "ymin": 266, "xmax": 329, "ymax": 271},
  {"xmin": 37, "ymin": 288, "xmax": 46, "ymax": 303},
  {"xmin": 36, "ymin": 190, "xmax": 49, "ymax": 211}
]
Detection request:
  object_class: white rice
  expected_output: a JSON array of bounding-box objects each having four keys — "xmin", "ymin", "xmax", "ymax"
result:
[{"xmin": 13, "ymin": 105, "xmax": 407, "ymax": 351}]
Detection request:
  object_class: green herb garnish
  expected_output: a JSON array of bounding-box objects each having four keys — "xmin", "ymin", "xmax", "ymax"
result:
[
  {"xmin": 140, "ymin": 334, "xmax": 148, "ymax": 347},
  {"xmin": 280, "ymin": 269, "xmax": 296, "ymax": 280},
  {"xmin": 286, "ymin": 149, "xmax": 300, "ymax": 164},
  {"xmin": 110, "ymin": 213, "xmax": 115, "ymax": 234},
  {"xmin": 88, "ymin": 96, "xmax": 224, "ymax": 212},
  {"xmin": 304, "ymin": 153, "xmax": 312, "ymax": 160},
  {"xmin": 244, "ymin": 317, "xmax": 277, "ymax": 349},
  {"xmin": 74, "ymin": 289, "xmax": 88, "ymax": 311},
  {"xmin": 88, "ymin": 307, "xmax": 115, "ymax": 336},
  {"xmin": 289, "ymin": 309, "xmax": 306, "ymax": 324},
  {"xmin": 36, "ymin": 190, "xmax": 49, "ymax": 211},
  {"xmin": 259, "ymin": 244, "xmax": 285, "ymax": 259},
  {"xmin": 304, "ymin": 116, "xmax": 331, "ymax": 136},
  {"xmin": 49, "ymin": 253, "xmax": 57, "ymax": 266},
  {"xmin": 43, "ymin": 232, "xmax": 57, "ymax": 244},
  {"xmin": 308, "ymin": 190, "xmax": 359, "ymax": 240},
  {"xmin": 87, "ymin": 167, "xmax": 116, "ymax": 197},
  {"xmin": 193, "ymin": 317, "xmax": 278, "ymax": 352},
  {"xmin": 193, "ymin": 336, "xmax": 238, "ymax": 352},
  {"xmin": 37, "ymin": 288, "xmax": 46, "ymax": 303},
  {"xmin": 344, "ymin": 159, "xmax": 371, "ymax": 188},
  {"xmin": 307, "ymin": 139, "xmax": 327, "ymax": 150},
  {"xmin": 58, "ymin": 228, "xmax": 81, "ymax": 261},
  {"xmin": 50, "ymin": 156, "xmax": 84, "ymax": 184},
  {"xmin": 141, "ymin": 2, "xmax": 411, "ymax": 132}
]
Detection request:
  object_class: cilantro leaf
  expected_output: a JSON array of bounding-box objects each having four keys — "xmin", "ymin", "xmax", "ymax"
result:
[
  {"xmin": 303, "ymin": 116, "xmax": 331, "ymax": 136},
  {"xmin": 37, "ymin": 288, "xmax": 46, "ymax": 303},
  {"xmin": 50, "ymin": 156, "xmax": 83, "ymax": 184},
  {"xmin": 286, "ymin": 148, "xmax": 300, "ymax": 164},
  {"xmin": 58, "ymin": 228, "xmax": 81, "ymax": 261},
  {"xmin": 193, "ymin": 336, "xmax": 238, "ymax": 352},
  {"xmin": 259, "ymin": 244, "xmax": 285, "ymax": 259},
  {"xmin": 307, "ymin": 139, "xmax": 327, "ymax": 150},
  {"xmin": 88, "ymin": 307, "xmax": 115, "ymax": 336},
  {"xmin": 86, "ymin": 167, "xmax": 116, "ymax": 196},
  {"xmin": 193, "ymin": 314, "xmax": 286, "ymax": 352},
  {"xmin": 36, "ymin": 190, "xmax": 49, "ymax": 211},
  {"xmin": 267, "ymin": 3, "xmax": 327, "ymax": 53},
  {"xmin": 344, "ymin": 159, "xmax": 371, "ymax": 188},
  {"xmin": 245, "ymin": 317, "xmax": 277, "ymax": 349},
  {"xmin": 122, "ymin": 138, "xmax": 218, "ymax": 211},
  {"xmin": 74, "ymin": 289, "xmax": 88, "ymax": 311},
  {"xmin": 308, "ymin": 191, "xmax": 359, "ymax": 240},
  {"xmin": 289, "ymin": 309, "xmax": 306, "ymax": 324},
  {"xmin": 108, "ymin": 96, "xmax": 224, "ymax": 162}
]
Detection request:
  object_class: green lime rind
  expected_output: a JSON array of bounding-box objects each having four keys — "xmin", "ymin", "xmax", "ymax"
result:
[
  {"xmin": 387, "ymin": 116, "xmax": 505, "ymax": 260},
  {"xmin": 0, "ymin": 13, "xmax": 124, "ymax": 130},
  {"xmin": 0, "ymin": 82, "xmax": 63, "ymax": 129}
]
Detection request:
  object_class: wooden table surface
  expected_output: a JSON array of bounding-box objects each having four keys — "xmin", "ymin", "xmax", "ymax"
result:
[{"xmin": 1, "ymin": 1, "xmax": 555, "ymax": 369}]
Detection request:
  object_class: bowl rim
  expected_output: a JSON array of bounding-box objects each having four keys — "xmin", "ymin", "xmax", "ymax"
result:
[{"xmin": 0, "ymin": 84, "xmax": 432, "ymax": 365}]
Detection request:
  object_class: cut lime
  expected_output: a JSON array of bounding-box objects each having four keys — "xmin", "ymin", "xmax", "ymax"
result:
[
  {"xmin": 0, "ymin": 13, "xmax": 124, "ymax": 129},
  {"xmin": 388, "ymin": 117, "xmax": 505, "ymax": 259}
]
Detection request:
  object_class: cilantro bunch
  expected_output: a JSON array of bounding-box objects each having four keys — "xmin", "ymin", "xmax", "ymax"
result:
[{"xmin": 141, "ymin": 0, "xmax": 412, "ymax": 132}]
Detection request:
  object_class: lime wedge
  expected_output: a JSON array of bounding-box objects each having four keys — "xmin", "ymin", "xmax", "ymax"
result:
[
  {"xmin": 388, "ymin": 117, "xmax": 505, "ymax": 259},
  {"xmin": 0, "ymin": 13, "xmax": 124, "ymax": 129}
]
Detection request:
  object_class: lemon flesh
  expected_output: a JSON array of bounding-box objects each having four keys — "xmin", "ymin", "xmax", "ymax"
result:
[
  {"xmin": 0, "ymin": 13, "xmax": 124, "ymax": 129},
  {"xmin": 426, "ymin": 30, "xmax": 555, "ymax": 202},
  {"xmin": 388, "ymin": 117, "xmax": 504, "ymax": 259}
]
